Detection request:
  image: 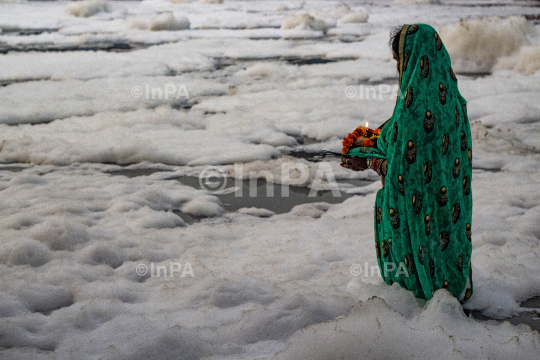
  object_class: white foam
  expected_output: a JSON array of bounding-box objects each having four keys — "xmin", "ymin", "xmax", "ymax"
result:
[
  {"xmin": 339, "ymin": 12, "xmax": 369, "ymax": 24},
  {"xmin": 275, "ymin": 291, "xmax": 540, "ymax": 359},
  {"xmin": 281, "ymin": 14, "xmax": 335, "ymax": 34},
  {"xmin": 236, "ymin": 207, "xmax": 276, "ymax": 218},
  {"xmin": 235, "ymin": 62, "xmax": 297, "ymax": 78},
  {"xmin": 65, "ymin": 0, "xmax": 109, "ymax": 18},
  {"xmin": 1, "ymin": 1, "xmax": 540, "ymax": 359},
  {"xmin": 0, "ymin": 238, "xmax": 52, "ymax": 267},
  {"xmin": 148, "ymin": 12, "xmax": 190, "ymax": 31},
  {"xmin": 439, "ymin": 16, "xmax": 532, "ymax": 73},
  {"xmin": 494, "ymin": 45, "xmax": 540, "ymax": 75},
  {"xmin": 79, "ymin": 243, "xmax": 125, "ymax": 268},
  {"xmin": 28, "ymin": 219, "xmax": 90, "ymax": 251}
]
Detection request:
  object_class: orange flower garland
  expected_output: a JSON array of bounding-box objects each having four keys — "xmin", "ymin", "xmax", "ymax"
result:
[{"xmin": 342, "ymin": 126, "xmax": 381, "ymax": 154}]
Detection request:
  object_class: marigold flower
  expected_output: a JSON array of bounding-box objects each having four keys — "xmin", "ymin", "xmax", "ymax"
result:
[
  {"xmin": 342, "ymin": 124, "xmax": 381, "ymax": 154},
  {"xmin": 364, "ymin": 138, "xmax": 375, "ymax": 147}
]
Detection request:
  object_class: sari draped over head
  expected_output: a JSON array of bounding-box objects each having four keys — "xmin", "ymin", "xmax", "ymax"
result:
[{"xmin": 350, "ymin": 24, "xmax": 473, "ymax": 301}]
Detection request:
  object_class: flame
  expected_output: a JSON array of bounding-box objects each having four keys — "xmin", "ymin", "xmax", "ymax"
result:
[{"xmin": 366, "ymin": 122, "xmax": 369, "ymax": 128}]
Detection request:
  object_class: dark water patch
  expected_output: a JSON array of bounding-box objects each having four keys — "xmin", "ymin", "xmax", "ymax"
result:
[
  {"xmin": 248, "ymin": 35, "xmax": 282, "ymax": 40},
  {"xmin": 284, "ymin": 55, "xmax": 357, "ymax": 66},
  {"xmin": 281, "ymin": 149, "xmax": 327, "ymax": 162},
  {"xmin": 450, "ymin": 1, "xmax": 540, "ymax": 7},
  {"xmin": 337, "ymin": 35, "xmax": 366, "ymax": 43},
  {"xmin": 457, "ymin": 72, "xmax": 491, "ymax": 79},
  {"xmin": 0, "ymin": 78, "xmax": 50, "ymax": 87},
  {"xmin": 285, "ymin": 151, "xmax": 324, "ymax": 162},
  {"xmin": 286, "ymin": 57, "xmax": 338, "ymax": 66},
  {"xmin": 174, "ymin": 175, "xmax": 372, "ymax": 215},
  {"xmin": 203, "ymin": 110, "xmax": 227, "ymax": 115},
  {"xmin": 229, "ymin": 55, "xmax": 357, "ymax": 66},
  {"xmin": 172, "ymin": 209, "xmax": 205, "ymax": 225},
  {"xmin": 525, "ymin": 14, "xmax": 540, "ymax": 23},
  {"xmin": 105, "ymin": 167, "xmax": 372, "ymax": 218},
  {"xmin": 0, "ymin": 165, "xmax": 29, "ymax": 172},
  {"xmin": 289, "ymin": 135, "xmax": 321, "ymax": 146},
  {"xmin": 1, "ymin": 116, "xmax": 59, "ymax": 126},
  {"xmin": 105, "ymin": 168, "xmax": 174, "ymax": 178},
  {"xmin": 469, "ymin": 296, "xmax": 540, "ymax": 332},
  {"xmin": 214, "ymin": 57, "xmax": 236, "ymax": 70},
  {"xmin": 522, "ymin": 296, "xmax": 540, "ymax": 308},
  {"xmin": 218, "ymin": 179, "xmax": 368, "ymax": 214},
  {"xmin": 473, "ymin": 167, "xmax": 502, "ymax": 173},
  {"xmin": 0, "ymin": 41, "xmax": 134, "ymax": 54},
  {"xmin": 283, "ymin": 149, "xmax": 374, "ymax": 163},
  {"xmin": 0, "ymin": 27, "xmax": 59, "ymax": 36},
  {"xmin": 171, "ymin": 102, "xmax": 195, "ymax": 110},
  {"xmin": 362, "ymin": 77, "xmax": 399, "ymax": 85}
]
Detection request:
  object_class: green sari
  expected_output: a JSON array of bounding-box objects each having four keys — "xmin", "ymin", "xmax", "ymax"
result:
[{"xmin": 350, "ymin": 24, "xmax": 473, "ymax": 302}]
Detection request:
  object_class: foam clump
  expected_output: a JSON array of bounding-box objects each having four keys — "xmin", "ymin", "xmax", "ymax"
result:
[
  {"xmin": 290, "ymin": 202, "xmax": 331, "ymax": 218},
  {"xmin": 65, "ymin": 0, "xmax": 109, "ymax": 18},
  {"xmin": 17, "ymin": 283, "xmax": 74, "ymax": 313},
  {"xmin": 338, "ymin": 10, "xmax": 369, "ymax": 24},
  {"xmin": 237, "ymin": 207, "xmax": 276, "ymax": 217},
  {"xmin": 275, "ymin": 290, "xmax": 540, "ymax": 359},
  {"xmin": 148, "ymin": 13, "xmax": 190, "ymax": 31},
  {"xmin": 29, "ymin": 218, "xmax": 90, "ymax": 251},
  {"xmin": 135, "ymin": 206, "xmax": 187, "ymax": 229},
  {"xmin": 181, "ymin": 196, "xmax": 223, "ymax": 216},
  {"xmin": 323, "ymin": 5, "xmax": 368, "ymax": 24},
  {"xmin": 0, "ymin": 238, "xmax": 52, "ymax": 267},
  {"xmin": 127, "ymin": 12, "xmax": 190, "ymax": 31},
  {"xmin": 329, "ymin": 5, "xmax": 351, "ymax": 19},
  {"xmin": 439, "ymin": 16, "xmax": 532, "ymax": 73},
  {"xmin": 281, "ymin": 14, "xmax": 335, "ymax": 34},
  {"xmin": 494, "ymin": 45, "xmax": 540, "ymax": 75},
  {"xmin": 78, "ymin": 243, "xmax": 125, "ymax": 268}
]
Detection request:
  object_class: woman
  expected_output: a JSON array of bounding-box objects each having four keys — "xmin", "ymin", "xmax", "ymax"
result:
[{"xmin": 341, "ymin": 24, "xmax": 473, "ymax": 302}]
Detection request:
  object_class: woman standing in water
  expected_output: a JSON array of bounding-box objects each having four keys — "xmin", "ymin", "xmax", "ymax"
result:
[{"xmin": 341, "ymin": 24, "xmax": 473, "ymax": 302}]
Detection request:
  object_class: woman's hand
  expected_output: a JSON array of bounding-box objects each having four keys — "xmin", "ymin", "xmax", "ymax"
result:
[
  {"xmin": 340, "ymin": 156, "xmax": 368, "ymax": 171},
  {"xmin": 380, "ymin": 160, "xmax": 387, "ymax": 188}
]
